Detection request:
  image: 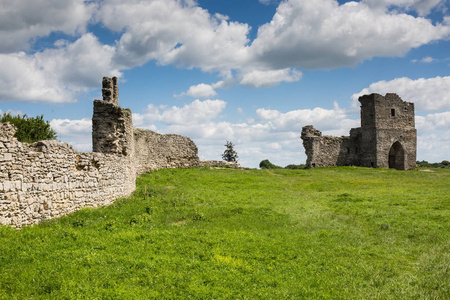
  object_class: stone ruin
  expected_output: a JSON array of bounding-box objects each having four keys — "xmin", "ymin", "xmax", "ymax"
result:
[
  {"xmin": 0, "ymin": 77, "xmax": 202, "ymax": 228},
  {"xmin": 301, "ymin": 93, "xmax": 417, "ymax": 170}
]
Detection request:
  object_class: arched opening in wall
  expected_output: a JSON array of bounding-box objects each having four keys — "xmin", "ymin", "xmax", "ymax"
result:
[{"xmin": 388, "ymin": 141, "xmax": 405, "ymax": 170}]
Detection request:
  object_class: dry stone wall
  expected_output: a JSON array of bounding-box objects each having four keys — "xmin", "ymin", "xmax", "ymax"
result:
[
  {"xmin": 198, "ymin": 160, "xmax": 243, "ymax": 169},
  {"xmin": 0, "ymin": 123, "xmax": 134, "ymax": 228},
  {"xmin": 0, "ymin": 76, "xmax": 205, "ymax": 228},
  {"xmin": 134, "ymin": 129, "xmax": 200, "ymax": 174},
  {"xmin": 301, "ymin": 125, "xmax": 358, "ymax": 168}
]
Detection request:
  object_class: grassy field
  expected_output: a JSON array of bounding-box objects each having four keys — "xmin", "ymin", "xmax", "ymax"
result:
[{"xmin": 0, "ymin": 167, "xmax": 449, "ymax": 299}]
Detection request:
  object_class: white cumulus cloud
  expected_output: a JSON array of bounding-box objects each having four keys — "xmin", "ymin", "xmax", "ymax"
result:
[
  {"xmin": 98, "ymin": 0, "xmax": 251, "ymax": 71},
  {"xmin": 0, "ymin": 34, "xmax": 120, "ymax": 103},
  {"xmin": 0, "ymin": 0, "xmax": 95, "ymax": 53},
  {"xmin": 239, "ymin": 68, "xmax": 302, "ymax": 88},
  {"xmin": 181, "ymin": 83, "xmax": 218, "ymax": 99},
  {"xmin": 50, "ymin": 118, "xmax": 92, "ymax": 152},
  {"xmin": 2, "ymin": 0, "xmax": 450, "ymax": 103},
  {"xmin": 417, "ymin": 132, "xmax": 450, "ymax": 162},
  {"xmin": 411, "ymin": 56, "xmax": 437, "ymax": 63},
  {"xmin": 250, "ymin": 0, "xmax": 450, "ymax": 70},
  {"xmin": 97, "ymin": 0, "xmax": 450, "ymax": 87},
  {"xmin": 134, "ymin": 99, "xmax": 227, "ymax": 126},
  {"xmin": 352, "ymin": 76, "xmax": 450, "ymax": 111},
  {"xmin": 363, "ymin": 0, "xmax": 445, "ymax": 16},
  {"xmin": 416, "ymin": 111, "xmax": 450, "ymax": 132},
  {"xmin": 256, "ymin": 102, "xmax": 357, "ymax": 133}
]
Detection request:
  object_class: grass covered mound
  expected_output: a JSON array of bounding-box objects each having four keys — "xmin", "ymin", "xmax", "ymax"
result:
[{"xmin": 0, "ymin": 167, "xmax": 449, "ymax": 299}]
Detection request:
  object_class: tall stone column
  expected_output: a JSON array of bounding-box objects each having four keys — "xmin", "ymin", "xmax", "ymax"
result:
[{"xmin": 92, "ymin": 76, "xmax": 136, "ymax": 193}]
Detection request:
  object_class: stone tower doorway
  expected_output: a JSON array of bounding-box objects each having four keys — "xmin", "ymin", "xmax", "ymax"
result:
[{"xmin": 388, "ymin": 141, "xmax": 405, "ymax": 170}]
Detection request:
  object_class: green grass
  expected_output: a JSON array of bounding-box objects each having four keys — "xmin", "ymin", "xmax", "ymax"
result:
[{"xmin": 1, "ymin": 167, "xmax": 449, "ymax": 299}]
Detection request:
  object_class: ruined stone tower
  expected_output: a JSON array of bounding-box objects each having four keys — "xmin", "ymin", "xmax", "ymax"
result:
[
  {"xmin": 301, "ymin": 93, "xmax": 417, "ymax": 170},
  {"xmin": 92, "ymin": 76, "xmax": 134, "ymax": 156},
  {"xmin": 101, "ymin": 76, "xmax": 119, "ymax": 105},
  {"xmin": 92, "ymin": 76, "xmax": 136, "ymax": 194}
]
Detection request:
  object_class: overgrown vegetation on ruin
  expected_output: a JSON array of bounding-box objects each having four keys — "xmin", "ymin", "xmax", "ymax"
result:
[
  {"xmin": 0, "ymin": 113, "xmax": 56, "ymax": 143},
  {"xmin": 0, "ymin": 167, "xmax": 449, "ymax": 299}
]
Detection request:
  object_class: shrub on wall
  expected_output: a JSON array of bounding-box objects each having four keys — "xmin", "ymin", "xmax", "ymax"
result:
[{"xmin": 0, "ymin": 113, "xmax": 57, "ymax": 143}]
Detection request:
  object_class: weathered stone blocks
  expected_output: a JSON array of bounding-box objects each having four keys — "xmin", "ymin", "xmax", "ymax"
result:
[
  {"xmin": 0, "ymin": 76, "xmax": 203, "ymax": 228},
  {"xmin": 134, "ymin": 129, "xmax": 200, "ymax": 174},
  {"xmin": 301, "ymin": 93, "xmax": 417, "ymax": 170}
]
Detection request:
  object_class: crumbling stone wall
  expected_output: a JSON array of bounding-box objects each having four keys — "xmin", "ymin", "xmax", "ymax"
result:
[
  {"xmin": 0, "ymin": 123, "xmax": 134, "ymax": 228},
  {"xmin": 0, "ymin": 76, "xmax": 204, "ymax": 228},
  {"xmin": 101, "ymin": 76, "xmax": 119, "ymax": 105},
  {"xmin": 92, "ymin": 102, "xmax": 134, "ymax": 156},
  {"xmin": 134, "ymin": 129, "xmax": 200, "ymax": 174},
  {"xmin": 92, "ymin": 86, "xmax": 136, "ymax": 191},
  {"xmin": 301, "ymin": 93, "xmax": 417, "ymax": 170},
  {"xmin": 301, "ymin": 126, "xmax": 358, "ymax": 168},
  {"xmin": 198, "ymin": 160, "xmax": 243, "ymax": 169}
]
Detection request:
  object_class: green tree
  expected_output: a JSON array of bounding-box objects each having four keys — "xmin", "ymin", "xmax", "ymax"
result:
[
  {"xmin": 259, "ymin": 159, "xmax": 282, "ymax": 169},
  {"xmin": 222, "ymin": 141, "xmax": 238, "ymax": 162},
  {"xmin": 1, "ymin": 113, "xmax": 57, "ymax": 143}
]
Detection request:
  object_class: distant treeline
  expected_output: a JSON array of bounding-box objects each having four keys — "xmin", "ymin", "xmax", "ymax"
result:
[{"xmin": 416, "ymin": 160, "xmax": 450, "ymax": 169}]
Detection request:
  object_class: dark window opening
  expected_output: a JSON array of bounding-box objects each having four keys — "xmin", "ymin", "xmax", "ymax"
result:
[
  {"xmin": 391, "ymin": 109, "xmax": 396, "ymax": 117},
  {"xmin": 355, "ymin": 147, "xmax": 359, "ymax": 154},
  {"xmin": 346, "ymin": 147, "xmax": 350, "ymax": 154}
]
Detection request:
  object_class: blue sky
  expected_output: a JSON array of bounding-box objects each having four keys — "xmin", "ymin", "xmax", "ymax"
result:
[{"xmin": 1, "ymin": 0, "xmax": 449, "ymax": 168}]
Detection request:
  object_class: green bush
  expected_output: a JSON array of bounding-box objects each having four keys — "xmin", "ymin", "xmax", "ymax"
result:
[
  {"xmin": 285, "ymin": 164, "xmax": 307, "ymax": 169},
  {"xmin": 1, "ymin": 113, "xmax": 57, "ymax": 143},
  {"xmin": 259, "ymin": 159, "xmax": 282, "ymax": 169},
  {"xmin": 260, "ymin": 160, "xmax": 306, "ymax": 170}
]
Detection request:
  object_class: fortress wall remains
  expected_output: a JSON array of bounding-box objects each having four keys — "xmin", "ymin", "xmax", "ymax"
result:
[
  {"xmin": 0, "ymin": 123, "xmax": 134, "ymax": 228},
  {"xmin": 133, "ymin": 129, "xmax": 200, "ymax": 175},
  {"xmin": 0, "ymin": 76, "xmax": 224, "ymax": 228},
  {"xmin": 198, "ymin": 160, "xmax": 243, "ymax": 169},
  {"xmin": 302, "ymin": 93, "xmax": 417, "ymax": 170},
  {"xmin": 301, "ymin": 125, "xmax": 358, "ymax": 168}
]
